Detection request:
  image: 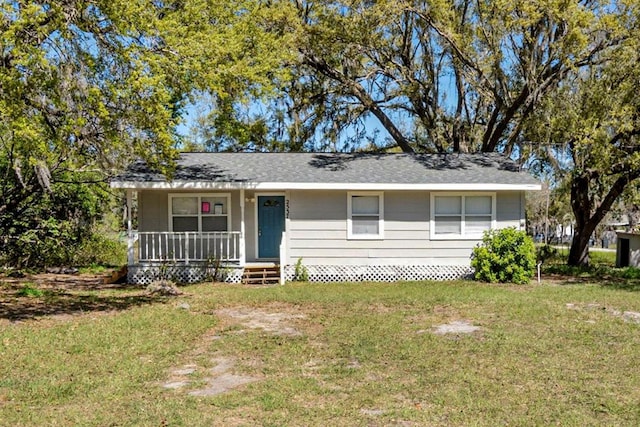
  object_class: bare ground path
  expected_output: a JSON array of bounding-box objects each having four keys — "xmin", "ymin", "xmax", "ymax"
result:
[
  {"xmin": 159, "ymin": 307, "xmax": 308, "ymax": 396},
  {"xmin": 0, "ymin": 272, "xmax": 155, "ymax": 323}
]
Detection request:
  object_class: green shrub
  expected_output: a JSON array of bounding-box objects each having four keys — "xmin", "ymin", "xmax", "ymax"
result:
[
  {"xmin": 294, "ymin": 258, "xmax": 309, "ymax": 282},
  {"xmin": 536, "ymin": 244, "xmax": 558, "ymax": 263},
  {"xmin": 471, "ymin": 228, "xmax": 536, "ymax": 285},
  {"xmin": 72, "ymin": 234, "xmax": 127, "ymax": 267},
  {"xmin": 621, "ymin": 267, "xmax": 640, "ymax": 280}
]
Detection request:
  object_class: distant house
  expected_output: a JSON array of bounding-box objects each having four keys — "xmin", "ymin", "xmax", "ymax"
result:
[{"xmin": 110, "ymin": 152, "xmax": 541, "ymax": 284}]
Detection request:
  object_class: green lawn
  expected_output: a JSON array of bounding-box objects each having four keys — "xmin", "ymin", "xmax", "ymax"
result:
[
  {"xmin": 546, "ymin": 245, "xmax": 617, "ymax": 266},
  {"xmin": 540, "ymin": 247, "xmax": 640, "ymax": 286},
  {"xmin": 2, "ymin": 279, "xmax": 640, "ymax": 426}
]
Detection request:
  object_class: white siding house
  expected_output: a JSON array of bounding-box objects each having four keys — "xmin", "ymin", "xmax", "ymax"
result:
[{"xmin": 111, "ymin": 152, "xmax": 541, "ymax": 284}]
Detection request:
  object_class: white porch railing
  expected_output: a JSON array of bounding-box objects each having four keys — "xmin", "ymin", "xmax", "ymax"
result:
[{"xmin": 136, "ymin": 232, "xmax": 243, "ymax": 264}]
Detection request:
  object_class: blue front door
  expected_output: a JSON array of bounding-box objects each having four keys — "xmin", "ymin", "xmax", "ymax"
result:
[{"xmin": 258, "ymin": 196, "xmax": 285, "ymax": 259}]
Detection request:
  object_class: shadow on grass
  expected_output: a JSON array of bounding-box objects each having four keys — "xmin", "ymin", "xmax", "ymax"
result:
[
  {"xmin": 544, "ymin": 265, "xmax": 640, "ymax": 292},
  {"xmin": 598, "ymin": 279, "xmax": 640, "ymax": 292},
  {"xmin": 0, "ymin": 285, "xmax": 166, "ymax": 322}
]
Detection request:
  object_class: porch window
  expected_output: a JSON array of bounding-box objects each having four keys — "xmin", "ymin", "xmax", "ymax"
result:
[
  {"xmin": 169, "ymin": 194, "xmax": 230, "ymax": 232},
  {"xmin": 348, "ymin": 192, "xmax": 384, "ymax": 239},
  {"xmin": 431, "ymin": 193, "xmax": 495, "ymax": 239}
]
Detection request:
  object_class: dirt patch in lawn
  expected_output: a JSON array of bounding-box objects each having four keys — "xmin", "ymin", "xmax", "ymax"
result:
[
  {"xmin": 215, "ymin": 307, "xmax": 307, "ymax": 336},
  {"xmin": 566, "ymin": 302, "xmax": 640, "ymax": 324},
  {"xmin": 160, "ymin": 325, "xmax": 260, "ymax": 396},
  {"xmin": 163, "ymin": 355, "xmax": 259, "ymax": 397},
  {"xmin": 432, "ymin": 320, "xmax": 482, "ymax": 335},
  {"xmin": 0, "ymin": 272, "xmax": 155, "ymax": 323},
  {"xmin": 0, "ymin": 271, "xmax": 136, "ymax": 291},
  {"xmin": 162, "ymin": 306, "xmax": 307, "ymax": 396},
  {"xmin": 416, "ymin": 320, "xmax": 482, "ymax": 336}
]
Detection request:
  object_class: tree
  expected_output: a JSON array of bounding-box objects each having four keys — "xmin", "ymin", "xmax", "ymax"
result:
[
  {"xmin": 1, "ymin": 1, "xmax": 175, "ymax": 266},
  {"xmin": 198, "ymin": 0, "xmax": 628, "ymax": 154},
  {"xmin": 523, "ymin": 33, "xmax": 640, "ymax": 266},
  {"xmin": 0, "ymin": 1, "xmax": 292, "ymax": 266}
]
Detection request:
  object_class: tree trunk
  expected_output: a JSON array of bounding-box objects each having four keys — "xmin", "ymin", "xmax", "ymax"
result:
[
  {"xmin": 568, "ymin": 174, "xmax": 591, "ymax": 266},
  {"xmin": 568, "ymin": 226, "xmax": 592, "ymax": 266},
  {"xmin": 567, "ymin": 172, "xmax": 640, "ymax": 266}
]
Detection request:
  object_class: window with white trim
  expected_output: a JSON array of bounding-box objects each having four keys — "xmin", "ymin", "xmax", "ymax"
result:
[
  {"xmin": 348, "ymin": 192, "xmax": 384, "ymax": 239},
  {"xmin": 431, "ymin": 193, "xmax": 495, "ymax": 239},
  {"xmin": 169, "ymin": 194, "xmax": 230, "ymax": 232}
]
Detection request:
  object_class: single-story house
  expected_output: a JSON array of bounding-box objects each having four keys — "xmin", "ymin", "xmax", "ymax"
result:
[{"xmin": 110, "ymin": 152, "xmax": 541, "ymax": 284}]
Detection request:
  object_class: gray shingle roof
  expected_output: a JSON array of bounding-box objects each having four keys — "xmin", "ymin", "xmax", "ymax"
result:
[{"xmin": 112, "ymin": 152, "xmax": 540, "ymax": 189}]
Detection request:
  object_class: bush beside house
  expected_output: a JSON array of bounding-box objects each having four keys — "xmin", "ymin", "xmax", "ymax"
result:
[{"xmin": 471, "ymin": 228, "xmax": 536, "ymax": 284}]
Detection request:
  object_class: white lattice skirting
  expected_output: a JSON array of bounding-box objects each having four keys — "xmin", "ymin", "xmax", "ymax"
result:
[
  {"xmin": 128, "ymin": 264, "xmax": 472, "ymax": 285},
  {"xmin": 128, "ymin": 265, "xmax": 243, "ymax": 285},
  {"xmin": 284, "ymin": 265, "xmax": 473, "ymax": 282}
]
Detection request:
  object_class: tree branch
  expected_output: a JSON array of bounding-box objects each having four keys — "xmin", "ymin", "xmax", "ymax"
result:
[{"xmin": 302, "ymin": 53, "xmax": 415, "ymax": 153}]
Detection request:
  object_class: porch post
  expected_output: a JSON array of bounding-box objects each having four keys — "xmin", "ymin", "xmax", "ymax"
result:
[
  {"xmin": 240, "ymin": 188, "xmax": 246, "ymax": 266},
  {"xmin": 126, "ymin": 189, "xmax": 134, "ymax": 266}
]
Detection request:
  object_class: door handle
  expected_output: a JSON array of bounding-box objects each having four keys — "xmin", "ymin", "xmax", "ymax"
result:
[{"xmin": 258, "ymin": 229, "xmax": 262, "ymax": 237}]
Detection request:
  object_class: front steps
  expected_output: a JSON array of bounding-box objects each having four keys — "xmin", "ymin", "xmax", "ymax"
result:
[{"xmin": 242, "ymin": 264, "xmax": 280, "ymax": 285}]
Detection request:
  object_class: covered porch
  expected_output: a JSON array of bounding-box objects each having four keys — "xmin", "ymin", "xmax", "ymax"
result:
[
  {"xmin": 122, "ymin": 189, "xmax": 287, "ymax": 284},
  {"xmin": 134, "ymin": 231, "xmax": 244, "ymax": 265}
]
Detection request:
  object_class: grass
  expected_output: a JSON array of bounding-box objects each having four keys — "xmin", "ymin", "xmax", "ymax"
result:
[
  {"xmin": 539, "ymin": 246, "xmax": 640, "ymax": 289},
  {"xmin": 2, "ymin": 279, "xmax": 640, "ymax": 426},
  {"xmin": 546, "ymin": 245, "xmax": 617, "ymax": 266},
  {"xmin": 15, "ymin": 282, "xmax": 45, "ymax": 298},
  {"xmin": 77, "ymin": 264, "xmax": 109, "ymax": 274}
]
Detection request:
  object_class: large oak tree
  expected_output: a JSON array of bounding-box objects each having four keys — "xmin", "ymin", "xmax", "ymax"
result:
[
  {"xmin": 0, "ymin": 0, "xmax": 291, "ymax": 266},
  {"xmin": 524, "ymin": 34, "xmax": 640, "ymax": 266},
  {"xmin": 202, "ymin": 0, "xmax": 627, "ymax": 154}
]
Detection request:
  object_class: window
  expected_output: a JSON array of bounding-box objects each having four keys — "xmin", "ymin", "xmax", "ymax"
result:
[
  {"xmin": 431, "ymin": 193, "xmax": 494, "ymax": 239},
  {"xmin": 169, "ymin": 194, "xmax": 230, "ymax": 232},
  {"xmin": 348, "ymin": 192, "xmax": 384, "ymax": 239}
]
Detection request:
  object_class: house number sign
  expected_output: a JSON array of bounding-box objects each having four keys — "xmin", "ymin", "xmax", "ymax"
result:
[{"xmin": 286, "ymin": 199, "xmax": 290, "ymax": 219}]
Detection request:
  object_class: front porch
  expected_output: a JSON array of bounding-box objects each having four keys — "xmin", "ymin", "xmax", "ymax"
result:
[
  {"xmin": 125, "ymin": 230, "xmax": 287, "ymax": 285},
  {"xmin": 122, "ymin": 188, "xmax": 289, "ymax": 285},
  {"xmin": 135, "ymin": 231, "xmax": 244, "ymax": 264}
]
